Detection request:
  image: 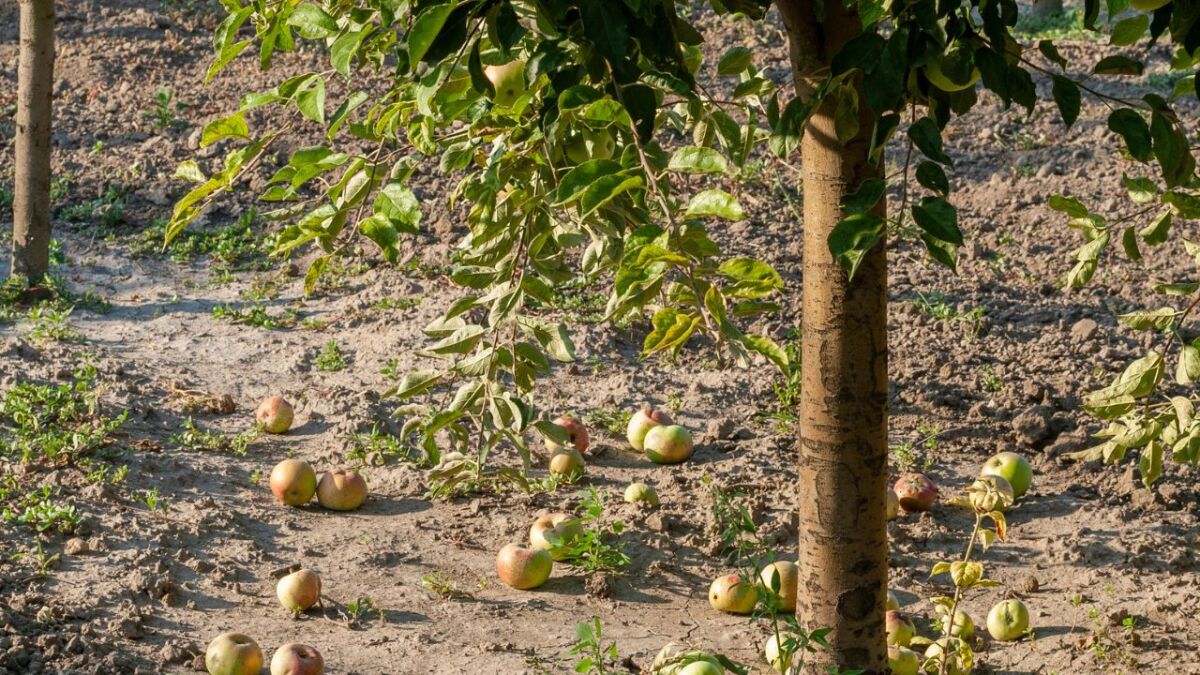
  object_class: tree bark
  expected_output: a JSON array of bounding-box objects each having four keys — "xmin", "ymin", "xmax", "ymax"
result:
[
  {"xmin": 12, "ymin": 0, "xmax": 55, "ymax": 283},
  {"xmin": 1030, "ymin": 0, "xmax": 1064, "ymax": 18},
  {"xmin": 776, "ymin": 0, "xmax": 889, "ymax": 671}
]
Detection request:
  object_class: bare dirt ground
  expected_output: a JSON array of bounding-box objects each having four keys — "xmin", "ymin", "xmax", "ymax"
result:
[{"xmin": 2, "ymin": 1, "xmax": 1199, "ymax": 674}]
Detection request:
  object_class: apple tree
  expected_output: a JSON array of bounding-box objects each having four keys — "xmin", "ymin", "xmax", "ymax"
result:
[
  {"xmin": 169, "ymin": 0, "xmax": 1200, "ymax": 670},
  {"xmin": 10, "ymin": 0, "xmax": 56, "ymax": 285}
]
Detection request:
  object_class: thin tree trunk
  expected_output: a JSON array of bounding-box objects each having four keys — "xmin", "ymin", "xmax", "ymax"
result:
[
  {"xmin": 12, "ymin": 0, "xmax": 55, "ymax": 284},
  {"xmin": 776, "ymin": 0, "xmax": 889, "ymax": 671},
  {"xmin": 1031, "ymin": 0, "xmax": 1064, "ymax": 18}
]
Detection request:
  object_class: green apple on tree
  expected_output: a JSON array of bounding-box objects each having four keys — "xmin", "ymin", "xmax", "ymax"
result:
[{"xmin": 483, "ymin": 60, "xmax": 526, "ymax": 107}]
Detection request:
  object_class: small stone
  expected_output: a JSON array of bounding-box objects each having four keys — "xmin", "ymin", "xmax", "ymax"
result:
[
  {"xmin": 1012, "ymin": 406, "xmax": 1051, "ymax": 446},
  {"xmin": 1070, "ymin": 318, "xmax": 1098, "ymax": 342},
  {"xmin": 706, "ymin": 418, "xmax": 736, "ymax": 441},
  {"xmin": 64, "ymin": 538, "xmax": 88, "ymax": 556},
  {"xmin": 1022, "ymin": 575, "xmax": 1040, "ymax": 593}
]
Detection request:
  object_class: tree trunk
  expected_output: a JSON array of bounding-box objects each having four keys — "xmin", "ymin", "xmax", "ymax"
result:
[
  {"xmin": 1030, "ymin": 0, "xmax": 1064, "ymax": 18},
  {"xmin": 12, "ymin": 0, "xmax": 55, "ymax": 284},
  {"xmin": 776, "ymin": 0, "xmax": 889, "ymax": 671}
]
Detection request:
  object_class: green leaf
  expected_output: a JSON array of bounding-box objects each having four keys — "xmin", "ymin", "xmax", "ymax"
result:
[
  {"xmin": 1139, "ymin": 441, "xmax": 1163, "ymax": 487},
  {"xmin": 387, "ymin": 369, "xmax": 442, "ymax": 399},
  {"xmin": 426, "ymin": 325, "xmax": 487, "ymax": 356},
  {"xmin": 1117, "ymin": 307, "xmax": 1177, "ymax": 330},
  {"xmin": 908, "ymin": 117, "xmax": 952, "ymax": 165},
  {"xmin": 580, "ymin": 175, "xmax": 643, "ymax": 215},
  {"xmin": 643, "ymin": 308, "xmax": 701, "ymax": 356},
  {"xmin": 1150, "ymin": 111, "xmax": 1195, "ymax": 188},
  {"xmin": 555, "ymin": 160, "xmax": 623, "ymax": 204},
  {"xmin": 296, "ymin": 77, "xmax": 326, "ymax": 124},
  {"xmin": 717, "ymin": 47, "xmax": 752, "ymax": 75},
  {"xmin": 718, "ymin": 258, "xmax": 783, "ymax": 298},
  {"xmin": 174, "ymin": 161, "xmax": 206, "ymax": 183},
  {"xmin": 287, "ymin": 3, "xmax": 339, "ymax": 39},
  {"xmin": 330, "ymin": 30, "xmax": 366, "ymax": 77},
  {"xmin": 741, "ymin": 334, "xmax": 788, "ymax": 372},
  {"xmin": 1177, "ymin": 344, "xmax": 1200, "ymax": 384},
  {"xmin": 303, "ymin": 254, "xmax": 328, "ymax": 296},
  {"xmin": 1121, "ymin": 226, "xmax": 1142, "ymax": 261},
  {"xmin": 1048, "ymin": 194, "xmax": 1090, "ymax": 218},
  {"xmin": 408, "ymin": 2, "xmax": 459, "ymax": 66},
  {"xmin": 685, "ymin": 189, "xmax": 746, "ymax": 221},
  {"xmin": 840, "ymin": 178, "xmax": 885, "ymax": 214},
  {"xmin": 915, "ymin": 161, "xmax": 950, "ymax": 195},
  {"xmin": 1051, "ymin": 76, "xmax": 1081, "ymax": 127},
  {"xmin": 1108, "ymin": 109, "xmax": 1153, "ymax": 161},
  {"xmin": 828, "ymin": 212, "xmax": 884, "ymax": 278},
  {"xmin": 668, "ymin": 147, "xmax": 730, "ymax": 175},
  {"xmin": 912, "ymin": 197, "xmax": 963, "ymax": 245},
  {"xmin": 1110, "ymin": 15, "xmax": 1149, "ymax": 46},
  {"xmin": 200, "ymin": 113, "xmax": 249, "ymax": 147},
  {"xmin": 1038, "ymin": 40, "xmax": 1068, "ymax": 69},
  {"xmin": 1122, "ymin": 174, "xmax": 1158, "ymax": 204},
  {"xmin": 358, "ymin": 215, "xmax": 400, "ymax": 263},
  {"xmin": 1094, "ymin": 55, "xmax": 1144, "ymax": 76}
]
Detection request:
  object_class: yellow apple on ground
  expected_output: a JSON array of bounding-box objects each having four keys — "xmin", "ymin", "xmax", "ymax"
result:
[
  {"xmin": 205, "ymin": 633, "xmax": 263, "ymax": 675},
  {"xmin": 758, "ymin": 561, "xmax": 798, "ymax": 612},
  {"xmin": 679, "ymin": 661, "xmax": 724, "ymax": 675},
  {"xmin": 270, "ymin": 643, "xmax": 324, "ymax": 675},
  {"xmin": 548, "ymin": 448, "xmax": 585, "ymax": 480},
  {"xmin": 708, "ymin": 574, "xmax": 757, "ymax": 614},
  {"xmin": 886, "ymin": 589, "xmax": 900, "ymax": 611},
  {"xmin": 269, "ymin": 459, "xmax": 317, "ymax": 506},
  {"xmin": 256, "ymin": 396, "xmax": 294, "ymax": 434},
  {"xmin": 924, "ymin": 637, "xmax": 971, "ymax": 675},
  {"xmin": 276, "ymin": 568, "xmax": 321, "ymax": 612},
  {"xmin": 763, "ymin": 634, "xmax": 791, "ymax": 673},
  {"xmin": 496, "ymin": 543, "xmax": 553, "ymax": 589},
  {"xmin": 987, "ymin": 598, "xmax": 1030, "ymax": 641},
  {"xmin": 644, "ymin": 424, "xmax": 694, "ymax": 464},
  {"xmin": 888, "ymin": 645, "xmax": 920, "ymax": 675},
  {"xmin": 484, "ymin": 61, "xmax": 526, "ymax": 107},
  {"xmin": 885, "ymin": 610, "xmax": 916, "ymax": 646},
  {"xmin": 623, "ymin": 481, "xmax": 659, "ymax": 505},
  {"xmin": 316, "ymin": 469, "xmax": 368, "ymax": 511},
  {"xmin": 528, "ymin": 513, "xmax": 584, "ymax": 561},
  {"xmin": 946, "ymin": 608, "xmax": 974, "ymax": 639},
  {"xmin": 886, "ymin": 489, "xmax": 899, "ymax": 521},
  {"xmin": 627, "ymin": 403, "xmax": 673, "ymax": 451},
  {"xmin": 544, "ymin": 415, "xmax": 589, "ymax": 454}
]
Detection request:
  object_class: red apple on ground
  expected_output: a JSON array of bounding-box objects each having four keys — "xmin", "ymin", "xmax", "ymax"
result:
[
  {"xmin": 528, "ymin": 513, "xmax": 584, "ymax": 561},
  {"xmin": 269, "ymin": 459, "xmax": 317, "ymax": 506},
  {"xmin": 544, "ymin": 415, "xmax": 589, "ymax": 454},
  {"xmin": 626, "ymin": 403, "xmax": 673, "ymax": 451},
  {"xmin": 644, "ymin": 424, "xmax": 694, "ymax": 464},
  {"xmin": 623, "ymin": 481, "xmax": 659, "ymax": 505},
  {"xmin": 885, "ymin": 610, "xmax": 916, "ymax": 646},
  {"xmin": 256, "ymin": 396, "xmax": 294, "ymax": 434},
  {"xmin": 708, "ymin": 574, "xmax": 756, "ymax": 614},
  {"xmin": 887, "ymin": 645, "xmax": 920, "ymax": 675},
  {"xmin": 893, "ymin": 473, "xmax": 937, "ymax": 512},
  {"xmin": 276, "ymin": 568, "xmax": 321, "ymax": 612},
  {"xmin": 496, "ymin": 543, "xmax": 553, "ymax": 590},
  {"xmin": 205, "ymin": 632, "xmax": 263, "ymax": 675},
  {"xmin": 980, "ymin": 451, "xmax": 1033, "ymax": 498},
  {"xmin": 316, "ymin": 469, "xmax": 368, "ymax": 511},
  {"xmin": 270, "ymin": 643, "xmax": 324, "ymax": 675},
  {"xmin": 987, "ymin": 598, "xmax": 1030, "ymax": 641},
  {"xmin": 758, "ymin": 561, "xmax": 798, "ymax": 612},
  {"xmin": 548, "ymin": 448, "xmax": 585, "ymax": 480}
]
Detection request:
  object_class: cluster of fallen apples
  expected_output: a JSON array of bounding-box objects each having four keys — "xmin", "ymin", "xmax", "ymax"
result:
[
  {"xmin": 204, "ymin": 396, "xmax": 374, "ymax": 675},
  {"xmin": 495, "ymin": 404, "xmax": 687, "ymax": 589}
]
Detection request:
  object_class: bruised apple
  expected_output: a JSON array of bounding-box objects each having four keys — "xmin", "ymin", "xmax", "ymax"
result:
[
  {"xmin": 893, "ymin": 473, "xmax": 937, "ymax": 512},
  {"xmin": 496, "ymin": 544, "xmax": 552, "ymax": 590},
  {"xmin": 885, "ymin": 610, "xmax": 916, "ymax": 647},
  {"xmin": 316, "ymin": 469, "xmax": 368, "ymax": 511},
  {"xmin": 708, "ymin": 574, "xmax": 756, "ymax": 614},
  {"xmin": 626, "ymin": 404, "xmax": 673, "ymax": 451},
  {"xmin": 270, "ymin": 643, "xmax": 324, "ymax": 675},
  {"xmin": 269, "ymin": 459, "xmax": 317, "ymax": 506},
  {"xmin": 276, "ymin": 568, "xmax": 321, "ymax": 612},
  {"xmin": 256, "ymin": 396, "xmax": 294, "ymax": 434},
  {"xmin": 528, "ymin": 513, "xmax": 583, "ymax": 561},
  {"xmin": 205, "ymin": 632, "xmax": 263, "ymax": 675},
  {"xmin": 544, "ymin": 415, "xmax": 589, "ymax": 454}
]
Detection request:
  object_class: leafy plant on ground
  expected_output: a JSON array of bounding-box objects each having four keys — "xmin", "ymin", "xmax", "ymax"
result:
[
  {"xmin": 2, "ymin": 487, "xmax": 80, "ymax": 534},
  {"xmin": 211, "ymin": 302, "xmax": 297, "ymax": 329},
  {"xmin": 567, "ymin": 617, "xmax": 618, "ymax": 675},
  {"xmin": 554, "ymin": 488, "xmax": 630, "ymax": 574},
  {"xmin": 345, "ymin": 424, "xmax": 429, "ymax": 468},
  {"xmin": 170, "ymin": 418, "xmax": 258, "ymax": 456},
  {"xmin": 0, "ymin": 366, "xmax": 126, "ymax": 466},
  {"xmin": 132, "ymin": 210, "xmax": 270, "ymax": 270},
  {"xmin": 315, "ymin": 339, "xmax": 347, "ymax": 371}
]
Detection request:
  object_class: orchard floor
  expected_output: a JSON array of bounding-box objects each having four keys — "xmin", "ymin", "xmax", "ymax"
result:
[{"xmin": 2, "ymin": 1, "xmax": 1200, "ymax": 674}]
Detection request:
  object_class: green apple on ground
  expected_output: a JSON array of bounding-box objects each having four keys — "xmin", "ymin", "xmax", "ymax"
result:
[
  {"xmin": 205, "ymin": 633, "xmax": 263, "ymax": 675},
  {"xmin": 270, "ymin": 643, "xmax": 324, "ymax": 675},
  {"xmin": 623, "ymin": 481, "xmax": 660, "ymax": 505},
  {"xmin": 708, "ymin": 574, "xmax": 757, "ymax": 614},
  {"xmin": 758, "ymin": 561, "xmax": 798, "ymax": 612},
  {"xmin": 544, "ymin": 415, "xmax": 589, "ymax": 454},
  {"xmin": 626, "ymin": 403, "xmax": 673, "ymax": 451},
  {"xmin": 678, "ymin": 661, "xmax": 723, "ymax": 675},
  {"xmin": 924, "ymin": 637, "xmax": 971, "ymax": 675},
  {"xmin": 980, "ymin": 451, "xmax": 1033, "ymax": 498},
  {"xmin": 763, "ymin": 634, "xmax": 791, "ymax": 673},
  {"xmin": 256, "ymin": 396, "xmax": 294, "ymax": 434},
  {"xmin": 548, "ymin": 448, "xmax": 585, "ymax": 480},
  {"xmin": 483, "ymin": 61, "xmax": 526, "ymax": 107},
  {"xmin": 987, "ymin": 598, "xmax": 1030, "ymax": 641},
  {"xmin": 885, "ymin": 610, "xmax": 916, "ymax": 646},
  {"xmin": 886, "ymin": 590, "xmax": 900, "ymax": 611},
  {"xmin": 968, "ymin": 475, "xmax": 1014, "ymax": 513},
  {"xmin": 316, "ymin": 469, "xmax": 368, "ymax": 511},
  {"xmin": 644, "ymin": 424, "xmax": 695, "ymax": 464},
  {"xmin": 946, "ymin": 608, "xmax": 974, "ymax": 639},
  {"xmin": 893, "ymin": 473, "xmax": 937, "ymax": 512},
  {"xmin": 276, "ymin": 568, "xmax": 321, "ymax": 612},
  {"xmin": 887, "ymin": 645, "xmax": 920, "ymax": 675},
  {"xmin": 496, "ymin": 543, "xmax": 553, "ymax": 589},
  {"xmin": 269, "ymin": 459, "xmax": 317, "ymax": 506},
  {"xmin": 528, "ymin": 513, "xmax": 584, "ymax": 561}
]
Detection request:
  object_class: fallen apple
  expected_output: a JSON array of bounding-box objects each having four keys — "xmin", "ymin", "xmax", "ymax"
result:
[
  {"xmin": 496, "ymin": 543, "xmax": 553, "ymax": 590},
  {"xmin": 256, "ymin": 396, "xmax": 294, "ymax": 434},
  {"xmin": 893, "ymin": 473, "xmax": 937, "ymax": 512},
  {"xmin": 316, "ymin": 469, "xmax": 368, "ymax": 511},
  {"xmin": 276, "ymin": 568, "xmax": 321, "ymax": 613},
  {"xmin": 758, "ymin": 561, "xmax": 798, "ymax": 612},
  {"xmin": 980, "ymin": 451, "xmax": 1033, "ymax": 498},
  {"xmin": 923, "ymin": 637, "xmax": 970, "ymax": 675},
  {"xmin": 548, "ymin": 448, "xmax": 585, "ymax": 480},
  {"xmin": 270, "ymin": 643, "xmax": 324, "ymax": 675},
  {"xmin": 644, "ymin": 424, "xmax": 694, "ymax": 464},
  {"xmin": 269, "ymin": 459, "xmax": 317, "ymax": 507},
  {"xmin": 763, "ymin": 634, "xmax": 791, "ymax": 673},
  {"xmin": 986, "ymin": 598, "xmax": 1030, "ymax": 641},
  {"xmin": 623, "ymin": 482, "xmax": 660, "ymax": 506},
  {"xmin": 708, "ymin": 574, "xmax": 757, "ymax": 614},
  {"xmin": 885, "ymin": 610, "xmax": 916, "ymax": 647},
  {"xmin": 886, "ymin": 589, "xmax": 900, "ymax": 611},
  {"xmin": 887, "ymin": 645, "xmax": 920, "ymax": 675},
  {"xmin": 946, "ymin": 608, "xmax": 974, "ymax": 639},
  {"xmin": 528, "ymin": 513, "xmax": 584, "ymax": 561},
  {"xmin": 544, "ymin": 415, "xmax": 589, "ymax": 454},
  {"xmin": 626, "ymin": 403, "xmax": 673, "ymax": 451},
  {"xmin": 886, "ymin": 489, "xmax": 899, "ymax": 521},
  {"xmin": 484, "ymin": 60, "xmax": 526, "ymax": 107},
  {"xmin": 205, "ymin": 632, "xmax": 263, "ymax": 675},
  {"xmin": 678, "ymin": 661, "xmax": 724, "ymax": 675},
  {"xmin": 967, "ymin": 475, "xmax": 1014, "ymax": 513}
]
